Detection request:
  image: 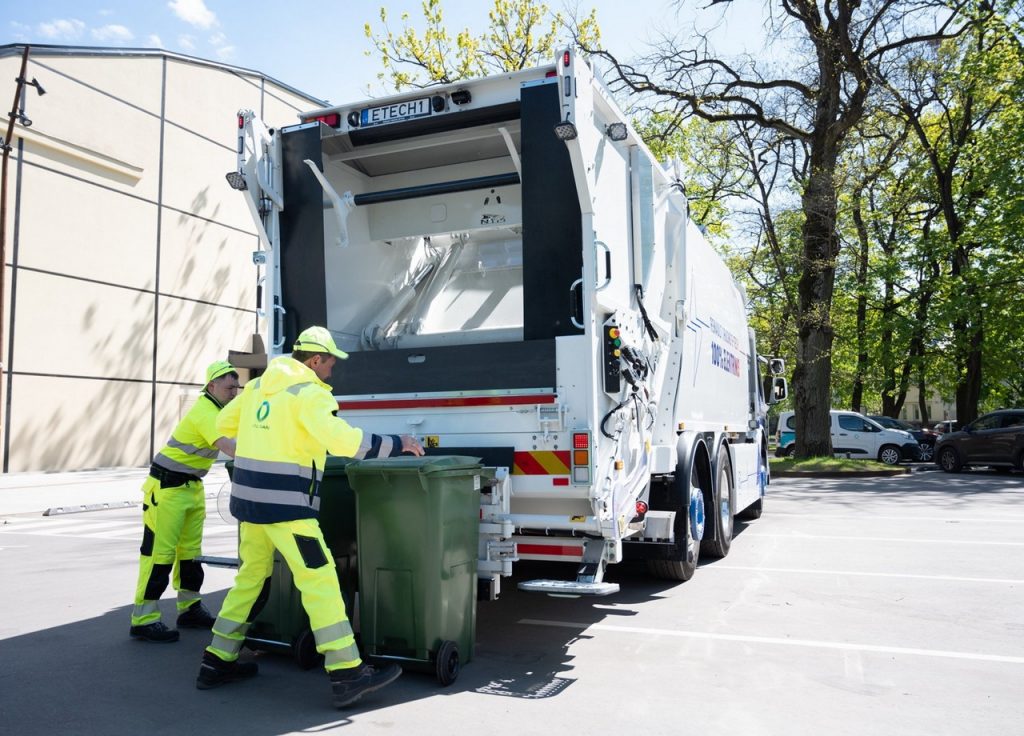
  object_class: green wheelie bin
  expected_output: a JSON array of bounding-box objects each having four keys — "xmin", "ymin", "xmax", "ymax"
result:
[
  {"xmin": 231, "ymin": 456, "xmax": 360, "ymax": 669},
  {"xmin": 344, "ymin": 455, "xmax": 484, "ymax": 686}
]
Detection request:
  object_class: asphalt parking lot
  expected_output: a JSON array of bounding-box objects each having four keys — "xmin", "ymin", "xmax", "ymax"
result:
[{"xmin": 1, "ymin": 466, "xmax": 1022, "ymax": 735}]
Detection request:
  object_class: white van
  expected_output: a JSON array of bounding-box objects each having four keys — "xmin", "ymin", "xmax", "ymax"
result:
[{"xmin": 776, "ymin": 410, "xmax": 922, "ymax": 464}]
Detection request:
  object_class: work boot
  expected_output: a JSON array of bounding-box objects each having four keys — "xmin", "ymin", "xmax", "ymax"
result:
[
  {"xmin": 330, "ymin": 663, "xmax": 402, "ymax": 708},
  {"xmin": 195, "ymin": 651, "xmax": 259, "ymax": 690},
  {"xmin": 129, "ymin": 621, "xmax": 180, "ymax": 643},
  {"xmin": 177, "ymin": 602, "xmax": 215, "ymax": 629}
]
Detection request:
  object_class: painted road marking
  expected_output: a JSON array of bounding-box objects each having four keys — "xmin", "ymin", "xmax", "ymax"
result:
[
  {"xmin": 744, "ymin": 532, "xmax": 1024, "ymax": 546},
  {"xmin": 712, "ymin": 565, "xmax": 1024, "ymax": 585},
  {"xmin": 520, "ymin": 619, "xmax": 1024, "ymax": 664},
  {"xmin": 764, "ymin": 512, "xmax": 1024, "ymax": 524}
]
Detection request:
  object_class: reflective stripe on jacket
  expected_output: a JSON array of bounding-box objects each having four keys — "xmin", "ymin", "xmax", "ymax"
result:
[{"xmin": 152, "ymin": 393, "xmax": 224, "ymax": 478}]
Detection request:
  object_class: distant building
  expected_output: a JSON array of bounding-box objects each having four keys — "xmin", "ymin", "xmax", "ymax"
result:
[
  {"xmin": 0, "ymin": 44, "xmax": 323, "ymax": 472},
  {"xmin": 896, "ymin": 386, "xmax": 956, "ymax": 426}
]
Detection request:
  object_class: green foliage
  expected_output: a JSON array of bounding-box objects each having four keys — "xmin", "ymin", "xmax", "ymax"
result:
[{"xmin": 364, "ymin": 0, "xmax": 600, "ymax": 92}]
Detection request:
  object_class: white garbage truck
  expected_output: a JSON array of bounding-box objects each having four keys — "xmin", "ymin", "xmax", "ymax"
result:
[{"xmin": 227, "ymin": 48, "xmax": 786, "ymax": 598}]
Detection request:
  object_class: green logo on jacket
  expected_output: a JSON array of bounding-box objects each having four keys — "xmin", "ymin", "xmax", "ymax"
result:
[{"xmin": 256, "ymin": 401, "xmax": 270, "ymax": 422}]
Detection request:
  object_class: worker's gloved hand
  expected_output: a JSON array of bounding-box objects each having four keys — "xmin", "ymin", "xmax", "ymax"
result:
[{"xmin": 400, "ymin": 434, "xmax": 425, "ymax": 456}]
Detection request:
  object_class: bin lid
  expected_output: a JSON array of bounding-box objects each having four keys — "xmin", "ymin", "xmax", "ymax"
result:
[{"xmin": 345, "ymin": 455, "xmax": 482, "ymax": 476}]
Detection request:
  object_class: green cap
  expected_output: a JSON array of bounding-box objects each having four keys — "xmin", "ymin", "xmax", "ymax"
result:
[
  {"xmin": 205, "ymin": 360, "xmax": 236, "ymax": 383},
  {"xmin": 293, "ymin": 326, "xmax": 349, "ymax": 360}
]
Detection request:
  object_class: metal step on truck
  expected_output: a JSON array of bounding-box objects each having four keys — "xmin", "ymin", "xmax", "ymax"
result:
[{"xmin": 226, "ymin": 47, "xmax": 787, "ymax": 599}]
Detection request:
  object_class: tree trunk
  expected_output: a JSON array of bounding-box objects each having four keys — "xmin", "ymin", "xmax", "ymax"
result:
[
  {"xmin": 956, "ymin": 316, "xmax": 983, "ymax": 423},
  {"xmin": 793, "ymin": 161, "xmax": 839, "ymax": 458},
  {"xmin": 850, "ymin": 194, "xmax": 869, "ymax": 413},
  {"xmin": 950, "ymin": 243, "xmax": 982, "ymax": 423}
]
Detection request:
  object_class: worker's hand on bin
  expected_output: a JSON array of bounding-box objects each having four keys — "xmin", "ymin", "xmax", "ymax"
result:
[{"xmin": 400, "ymin": 434, "xmax": 425, "ymax": 456}]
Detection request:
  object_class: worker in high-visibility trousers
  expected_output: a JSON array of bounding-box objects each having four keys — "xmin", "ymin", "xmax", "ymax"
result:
[
  {"xmin": 195, "ymin": 326, "xmax": 423, "ymax": 709},
  {"xmin": 129, "ymin": 361, "xmax": 240, "ymax": 642}
]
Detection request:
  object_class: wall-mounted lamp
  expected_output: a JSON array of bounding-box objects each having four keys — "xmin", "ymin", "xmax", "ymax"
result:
[{"xmin": 16, "ymin": 77, "xmax": 46, "ymax": 96}]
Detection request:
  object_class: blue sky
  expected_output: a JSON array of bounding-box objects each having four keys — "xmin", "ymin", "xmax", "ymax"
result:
[{"xmin": 6, "ymin": 0, "xmax": 763, "ymax": 105}]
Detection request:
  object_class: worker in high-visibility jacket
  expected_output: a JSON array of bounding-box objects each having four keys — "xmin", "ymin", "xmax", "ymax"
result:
[
  {"xmin": 195, "ymin": 326, "xmax": 423, "ymax": 708},
  {"xmin": 129, "ymin": 360, "xmax": 240, "ymax": 643}
]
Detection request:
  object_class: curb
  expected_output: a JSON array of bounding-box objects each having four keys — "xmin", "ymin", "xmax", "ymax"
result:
[
  {"xmin": 772, "ymin": 468, "xmax": 910, "ymax": 478},
  {"xmin": 44, "ymin": 500, "xmax": 139, "ymax": 516}
]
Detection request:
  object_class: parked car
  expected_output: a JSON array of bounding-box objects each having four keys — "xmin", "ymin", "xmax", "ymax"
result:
[
  {"xmin": 868, "ymin": 415, "xmax": 940, "ymax": 462},
  {"xmin": 934, "ymin": 409, "xmax": 1024, "ymax": 473},
  {"xmin": 776, "ymin": 410, "xmax": 922, "ymax": 464},
  {"xmin": 932, "ymin": 419, "xmax": 962, "ymax": 435}
]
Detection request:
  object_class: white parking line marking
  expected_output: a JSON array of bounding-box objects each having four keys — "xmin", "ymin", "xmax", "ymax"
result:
[
  {"xmin": 712, "ymin": 565, "xmax": 1024, "ymax": 585},
  {"xmin": 520, "ymin": 619, "xmax": 1024, "ymax": 664},
  {"xmin": 0, "ymin": 520, "xmax": 135, "ymax": 535},
  {"xmin": 745, "ymin": 532, "xmax": 1024, "ymax": 546},
  {"xmin": 765, "ymin": 512, "xmax": 1024, "ymax": 523}
]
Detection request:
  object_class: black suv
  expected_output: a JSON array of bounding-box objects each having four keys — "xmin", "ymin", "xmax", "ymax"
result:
[
  {"xmin": 934, "ymin": 409, "xmax": 1024, "ymax": 473},
  {"xmin": 868, "ymin": 415, "xmax": 940, "ymax": 462}
]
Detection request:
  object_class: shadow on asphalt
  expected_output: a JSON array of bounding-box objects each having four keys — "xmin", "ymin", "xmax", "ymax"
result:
[
  {"xmin": 0, "ymin": 559, "xmax": 690, "ymax": 735},
  {"xmin": 766, "ymin": 466, "xmax": 1024, "ymax": 510}
]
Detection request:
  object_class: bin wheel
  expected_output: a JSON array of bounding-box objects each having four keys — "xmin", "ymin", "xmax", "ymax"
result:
[
  {"xmin": 435, "ymin": 640, "xmax": 460, "ymax": 686},
  {"xmin": 293, "ymin": 628, "xmax": 323, "ymax": 671}
]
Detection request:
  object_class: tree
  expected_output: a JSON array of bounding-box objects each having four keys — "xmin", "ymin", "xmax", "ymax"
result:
[
  {"xmin": 576, "ymin": 0, "xmax": 978, "ymax": 457},
  {"xmin": 365, "ymin": 0, "xmax": 600, "ymax": 92},
  {"xmin": 876, "ymin": 6, "xmax": 1024, "ymax": 423}
]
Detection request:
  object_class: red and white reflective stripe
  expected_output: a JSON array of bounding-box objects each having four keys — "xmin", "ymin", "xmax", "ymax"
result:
[
  {"xmin": 517, "ymin": 543, "xmax": 584, "ymax": 558},
  {"xmin": 337, "ymin": 394, "xmax": 555, "ymax": 410}
]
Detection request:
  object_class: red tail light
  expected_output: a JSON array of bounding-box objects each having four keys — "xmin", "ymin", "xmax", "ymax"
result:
[{"xmin": 304, "ymin": 113, "xmax": 341, "ymax": 127}]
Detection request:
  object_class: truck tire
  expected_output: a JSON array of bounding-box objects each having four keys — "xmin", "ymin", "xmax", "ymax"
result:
[
  {"xmin": 701, "ymin": 445, "xmax": 734, "ymax": 559},
  {"xmin": 647, "ymin": 449, "xmax": 705, "ymax": 581}
]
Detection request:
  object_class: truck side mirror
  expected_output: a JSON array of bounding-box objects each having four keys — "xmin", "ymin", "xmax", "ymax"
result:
[
  {"xmin": 769, "ymin": 358, "xmax": 786, "ymax": 375},
  {"xmin": 768, "ymin": 377, "xmax": 788, "ymax": 405}
]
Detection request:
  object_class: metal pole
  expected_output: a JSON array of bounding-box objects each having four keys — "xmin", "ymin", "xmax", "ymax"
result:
[{"xmin": 0, "ymin": 45, "xmax": 32, "ymax": 464}]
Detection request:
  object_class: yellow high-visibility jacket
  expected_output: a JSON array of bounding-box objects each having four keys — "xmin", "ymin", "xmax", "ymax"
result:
[
  {"xmin": 151, "ymin": 393, "xmax": 224, "ymax": 479},
  {"xmin": 218, "ymin": 356, "xmax": 401, "ymax": 523}
]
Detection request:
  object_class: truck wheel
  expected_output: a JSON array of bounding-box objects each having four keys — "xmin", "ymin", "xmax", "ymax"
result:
[
  {"xmin": 938, "ymin": 447, "xmax": 962, "ymax": 473},
  {"xmin": 435, "ymin": 640, "xmax": 460, "ymax": 686},
  {"xmin": 878, "ymin": 445, "xmax": 901, "ymax": 465},
  {"xmin": 647, "ymin": 454, "xmax": 704, "ymax": 581},
  {"xmin": 701, "ymin": 446, "xmax": 733, "ymax": 559}
]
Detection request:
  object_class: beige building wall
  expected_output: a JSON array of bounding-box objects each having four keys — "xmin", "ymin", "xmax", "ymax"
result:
[
  {"xmin": 0, "ymin": 46, "xmax": 322, "ymax": 472},
  {"xmin": 898, "ymin": 386, "xmax": 957, "ymax": 426}
]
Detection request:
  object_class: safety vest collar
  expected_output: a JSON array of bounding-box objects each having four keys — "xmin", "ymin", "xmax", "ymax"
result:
[{"xmin": 202, "ymin": 390, "xmax": 225, "ymax": 410}]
